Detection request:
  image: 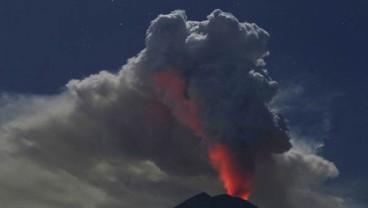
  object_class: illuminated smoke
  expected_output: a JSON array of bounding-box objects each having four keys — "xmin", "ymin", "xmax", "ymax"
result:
[
  {"xmin": 145, "ymin": 9, "xmax": 291, "ymax": 198},
  {"xmin": 152, "ymin": 68, "xmax": 254, "ymax": 199},
  {"xmin": 209, "ymin": 144, "xmax": 253, "ymax": 199},
  {"xmin": 0, "ymin": 9, "xmax": 345, "ymax": 208},
  {"xmin": 152, "ymin": 68, "xmax": 203, "ymax": 137}
]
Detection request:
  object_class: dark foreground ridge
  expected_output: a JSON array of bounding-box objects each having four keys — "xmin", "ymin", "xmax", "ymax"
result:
[{"xmin": 174, "ymin": 192, "xmax": 258, "ymax": 208}]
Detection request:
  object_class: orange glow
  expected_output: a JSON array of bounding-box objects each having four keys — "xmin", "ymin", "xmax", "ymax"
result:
[
  {"xmin": 209, "ymin": 144, "xmax": 252, "ymax": 200},
  {"xmin": 153, "ymin": 69, "xmax": 203, "ymax": 137},
  {"xmin": 153, "ymin": 68, "xmax": 252, "ymax": 200}
]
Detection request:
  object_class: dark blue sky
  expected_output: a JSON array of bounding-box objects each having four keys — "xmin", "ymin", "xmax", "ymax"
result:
[{"xmin": 1, "ymin": 0, "xmax": 367, "ymax": 203}]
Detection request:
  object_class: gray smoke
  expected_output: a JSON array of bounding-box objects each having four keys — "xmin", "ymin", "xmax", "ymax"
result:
[
  {"xmin": 0, "ymin": 9, "xmax": 345, "ymax": 208},
  {"xmin": 137, "ymin": 9, "xmax": 291, "ymax": 175},
  {"xmin": 251, "ymin": 141, "xmax": 343, "ymax": 208}
]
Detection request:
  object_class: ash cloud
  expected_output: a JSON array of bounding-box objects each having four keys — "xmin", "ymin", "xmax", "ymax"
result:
[
  {"xmin": 251, "ymin": 142, "xmax": 344, "ymax": 208},
  {"xmin": 0, "ymin": 9, "xmax": 346, "ymax": 208}
]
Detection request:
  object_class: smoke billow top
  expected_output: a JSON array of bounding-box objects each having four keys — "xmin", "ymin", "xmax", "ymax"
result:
[{"xmin": 0, "ymin": 10, "xmax": 344, "ymax": 208}]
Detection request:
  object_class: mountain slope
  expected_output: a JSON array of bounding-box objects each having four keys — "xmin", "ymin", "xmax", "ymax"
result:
[{"xmin": 174, "ymin": 192, "xmax": 257, "ymax": 208}]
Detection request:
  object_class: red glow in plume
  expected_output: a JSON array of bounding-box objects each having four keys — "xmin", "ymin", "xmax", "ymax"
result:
[
  {"xmin": 153, "ymin": 68, "xmax": 252, "ymax": 200},
  {"xmin": 153, "ymin": 69, "xmax": 203, "ymax": 137},
  {"xmin": 209, "ymin": 144, "xmax": 253, "ymax": 200}
]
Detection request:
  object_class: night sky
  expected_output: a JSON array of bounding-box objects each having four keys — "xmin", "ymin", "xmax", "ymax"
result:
[{"xmin": 0, "ymin": 0, "xmax": 367, "ymax": 207}]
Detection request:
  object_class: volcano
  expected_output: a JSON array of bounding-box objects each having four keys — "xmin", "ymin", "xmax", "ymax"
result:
[{"xmin": 174, "ymin": 192, "xmax": 257, "ymax": 208}]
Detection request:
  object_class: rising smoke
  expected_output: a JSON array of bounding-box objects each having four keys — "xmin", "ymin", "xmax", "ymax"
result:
[
  {"xmin": 145, "ymin": 10, "xmax": 291, "ymax": 199},
  {"xmin": 0, "ymin": 10, "xmax": 344, "ymax": 208}
]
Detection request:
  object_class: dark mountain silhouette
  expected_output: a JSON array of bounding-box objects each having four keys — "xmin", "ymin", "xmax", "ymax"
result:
[{"xmin": 174, "ymin": 192, "xmax": 258, "ymax": 208}]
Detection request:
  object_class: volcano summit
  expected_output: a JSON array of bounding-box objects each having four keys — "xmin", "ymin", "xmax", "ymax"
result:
[{"xmin": 175, "ymin": 193, "xmax": 257, "ymax": 208}]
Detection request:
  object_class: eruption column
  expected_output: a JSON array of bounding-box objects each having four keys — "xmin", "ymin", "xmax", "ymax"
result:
[
  {"xmin": 153, "ymin": 68, "xmax": 254, "ymax": 199},
  {"xmin": 209, "ymin": 144, "xmax": 252, "ymax": 200}
]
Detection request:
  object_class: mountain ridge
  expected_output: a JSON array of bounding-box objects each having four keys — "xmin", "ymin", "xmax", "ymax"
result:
[{"xmin": 174, "ymin": 192, "xmax": 257, "ymax": 208}]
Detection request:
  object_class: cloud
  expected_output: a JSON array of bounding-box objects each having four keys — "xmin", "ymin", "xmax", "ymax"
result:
[
  {"xmin": 251, "ymin": 142, "xmax": 344, "ymax": 208},
  {"xmin": 0, "ymin": 137, "xmax": 110, "ymax": 208},
  {"xmin": 0, "ymin": 72, "xmax": 220, "ymax": 207},
  {"xmin": 0, "ymin": 9, "xmax": 349, "ymax": 208}
]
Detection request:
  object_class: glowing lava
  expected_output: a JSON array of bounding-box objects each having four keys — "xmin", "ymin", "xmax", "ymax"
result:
[{"xmin": 209, "ymin": 144, "xmax": 252, "ymax": 200}]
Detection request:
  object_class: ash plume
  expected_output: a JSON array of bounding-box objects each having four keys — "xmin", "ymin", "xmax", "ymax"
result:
[
  {"xmin": 0, "ymin": 9, "xmax": 345, "ymax": 208},
  {"xmin": 143, "ymin": 9, "xmax": 291, "ymax": 198}
]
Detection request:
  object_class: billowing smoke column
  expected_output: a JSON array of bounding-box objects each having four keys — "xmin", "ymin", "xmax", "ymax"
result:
[
  {"xmin": 0, "ymin": 9, "xmax": 345, "ymax": 208},
  {"xmin": 136, "ymin": 9, "xmax": 292, "ymax": 199}
]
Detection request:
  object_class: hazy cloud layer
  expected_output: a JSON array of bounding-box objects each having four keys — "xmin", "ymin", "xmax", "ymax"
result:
[{"xmin": 0, "ymin": 10, "xmax": 347, "ymax": 208}]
